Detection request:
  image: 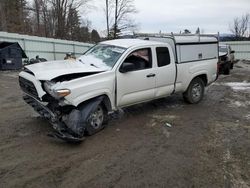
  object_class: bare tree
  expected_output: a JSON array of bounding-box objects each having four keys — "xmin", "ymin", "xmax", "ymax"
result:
[
  {"xmin": 105, "ymin": 0, "xmax": 110, "ymax": 38},
  {"xmin": 0, "ymin": 0, "xmax": 29, "ymax": 33},
  {"xmin": 48, "ymin": 0, "xmax": 90, "ymax": 39},
  {"xmin": 104, "ymin": 0, "xmax": 138, "ymax": 38},
  {"xmin": 32, "ymin": 0, "xmax": 42, "ymax": 35},
  {"xmin": 230, "ymin": 13, "xmax": 250, "ymax": 39},
  {"xmin": 0, "ymin": 1, "xmax": 7, "ymax": 31},
  {"xmin": 40, "ymin": 0, "xmax": 52, "ymax": 37}
]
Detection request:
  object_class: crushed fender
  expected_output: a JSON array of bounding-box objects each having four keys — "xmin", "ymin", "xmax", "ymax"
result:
[{"xmin": 63, "ymin": 96, "xmax": 104, "ymax": 137}]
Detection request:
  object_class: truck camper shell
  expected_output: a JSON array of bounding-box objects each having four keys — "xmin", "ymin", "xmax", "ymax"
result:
[{"xmin": 136, "ymin": 33, "xmax": 219, "ymax": 64}]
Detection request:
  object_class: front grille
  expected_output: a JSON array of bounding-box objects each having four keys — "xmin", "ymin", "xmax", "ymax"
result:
[{"xmin": 19, "ymin": 77, "xmax": 39, "ymax": 98}]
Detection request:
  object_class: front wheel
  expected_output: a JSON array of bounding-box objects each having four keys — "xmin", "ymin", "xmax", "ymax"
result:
[
  {"xmin": 183, "ymin": 78, "xmax": 205, "ymax": 104},
  {"xmin": 85, "ymin": 104, "xmax": 107, "ymax": 135}
]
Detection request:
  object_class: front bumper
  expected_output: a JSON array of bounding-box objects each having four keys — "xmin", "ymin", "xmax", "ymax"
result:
[
  {"xmin": 19, "ymin": 71, "xmax": 46, "ymax": 100},
  {"xmin": 23, "ymin": 94, "xmax": 84, "ymax": 143},
  {"xmin": 23, "ymin": 95, "xmax": 58, "ymax": 123}
]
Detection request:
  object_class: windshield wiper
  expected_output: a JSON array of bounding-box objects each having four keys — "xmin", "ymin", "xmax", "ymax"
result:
[
  {"xmin": 78, "ymin": 59, "xmax": 85, "ymax": 64},
  {"xmin": 79, "ymin": 58, "xmax": 99, "ymax": 68},
  {"xmin": 90, "ymin": 63, "xmax": 99, "ymax": 68}
]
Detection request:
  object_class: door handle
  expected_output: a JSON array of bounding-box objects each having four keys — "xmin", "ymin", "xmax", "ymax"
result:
[{"xmin": 146, "ymin": 73, "xmax": 156, "ymax": 78}]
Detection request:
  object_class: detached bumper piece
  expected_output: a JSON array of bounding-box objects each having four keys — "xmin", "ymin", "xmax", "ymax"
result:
[
  {"xmin": 23, "ymin": 95, "xmax": 85, "ymax": 143},
  {"xmin": 48, "ymin": 131, "xmax": 85, "ymax": 143},
  {"xmin": 23, "ymin": 95, "xmax": 56, "ymax": 122}
]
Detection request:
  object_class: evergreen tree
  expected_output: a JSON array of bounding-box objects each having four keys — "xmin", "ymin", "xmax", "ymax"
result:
[
  {"xmin": 196, "ymin": 27, "xmax": 200, "ymax": 34},
  {"xmin": 91, "ymin": 29, "xmax": 101, "ymax": 43}
]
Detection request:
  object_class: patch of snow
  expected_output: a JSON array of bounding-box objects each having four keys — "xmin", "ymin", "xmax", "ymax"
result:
[
  {"xmin": 245, "ymin": 114, "xmax": 250, "ymax": 120},
  {"xmin": 233, "ymin": 101, "xmax": 246, "ymax": 107},
  {"xmin": 229, "ymin": 100, "xmax": 250, "ymax": 108},
  {"xmin": 216, "ymin": 82, "xmax": 250, "ymax": 91}
]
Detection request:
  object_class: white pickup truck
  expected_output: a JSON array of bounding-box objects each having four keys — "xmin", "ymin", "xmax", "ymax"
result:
[{"xmin": 19, "ymin": 35, "xmax": 218, "ymax": 142}]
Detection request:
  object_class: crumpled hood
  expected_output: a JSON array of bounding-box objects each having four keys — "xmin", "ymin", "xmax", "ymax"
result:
[{"xmin": 25, "ymin": 59, "xmax": 109, "ymax": 80}]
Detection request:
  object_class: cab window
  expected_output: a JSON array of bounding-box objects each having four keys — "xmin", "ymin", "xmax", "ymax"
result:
[
  {"xmin": 156, "ymin": 47, "xmax": 170, "ymax": 67},
  {"xmin": 122, "ymin": 48, "xmax": 152, "ymax": 71}
]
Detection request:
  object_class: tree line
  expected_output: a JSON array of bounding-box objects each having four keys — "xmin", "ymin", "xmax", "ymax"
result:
[
  {"xmin": 0, "ymin": 0, "xmax": 137, "ymax": 43},
  {"xmin": 0, "ymin": 1, "xmax": 248, "ymax": 42}
]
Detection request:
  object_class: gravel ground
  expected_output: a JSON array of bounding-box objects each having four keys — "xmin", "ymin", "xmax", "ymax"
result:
[{"xmin": 0, "ymin": 61, "xmax": 249, "ymax": 188}]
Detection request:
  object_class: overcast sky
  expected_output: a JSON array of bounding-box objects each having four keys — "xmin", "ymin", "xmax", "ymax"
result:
[{"xmin": 86, "ymin": 0, "xmax": 250, "ymax": 35}]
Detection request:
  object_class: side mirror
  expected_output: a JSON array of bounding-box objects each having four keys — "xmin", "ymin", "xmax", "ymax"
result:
[
  {"xmin": 230, "ymin": 50, "xmax": 235, "ymax": 54},
  {"xmin": 120, "ymin": 62, "xmax": 135, "ymax": 73}
]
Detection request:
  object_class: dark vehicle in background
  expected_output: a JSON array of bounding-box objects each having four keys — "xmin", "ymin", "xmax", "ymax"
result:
[
  {"xmin": 29, "ymin": 55, "xmax": 47, "ymax": 64},
  {"xmin": 218, "ymin": 44, "xmax": 235, "ymax": 75},
  {"xmin": 23, "ymin": 55, "xmax": 47, "ymax": 66}
]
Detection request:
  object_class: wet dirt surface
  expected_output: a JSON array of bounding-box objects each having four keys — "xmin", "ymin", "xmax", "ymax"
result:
[{"xmin": 0, "ymin": 61, "xmax": 249, "ymax": 188}]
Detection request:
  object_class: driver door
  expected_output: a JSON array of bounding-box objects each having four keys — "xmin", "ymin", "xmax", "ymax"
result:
[{"xmin": 116, "ymin": 48, "xmax": 156, "ymax": 107}]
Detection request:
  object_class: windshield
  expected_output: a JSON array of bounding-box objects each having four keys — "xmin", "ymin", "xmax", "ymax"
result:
[
  {"xmin": 79, "ymin": 44, "xmax": 126, "ymax": 69},
  {"xmin": 219, "ymin": 46, "xmax": 228, "ymax": 53}
]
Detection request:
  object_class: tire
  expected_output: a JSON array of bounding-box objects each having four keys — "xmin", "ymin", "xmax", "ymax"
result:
[
  {"xmin": 230, "ymin": 63, "xmax": 234, "ymax": 70},
  {"xmin": 224, "ymin": 65, "xmax": 230, "ymax": 75},
  {"xmin": 85, "ymin": 104, "xmax": 108, "ymax": 136},
  {"xmin": 183, "ymin": 77, "xmax": 205, "ymax": 104}
]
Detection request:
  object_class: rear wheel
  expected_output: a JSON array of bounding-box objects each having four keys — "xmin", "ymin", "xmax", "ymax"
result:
[
  {"xmin": 183, "ymin": 77, "xmax": 205, "ymax": 104},
  {"xmin": 224, "ymin": 65, "xmax": 230, "ymax": 75},
  {"xmin": 85, "ymin": 104, "xmax": 107, "ymax": 135},
  {"xmin": 221, "ymin": 62, "xmax": 230, "ymax": 75},
  {"xmin": 230, "ymin": 62, "xmax": 234, "ymax": 69}
]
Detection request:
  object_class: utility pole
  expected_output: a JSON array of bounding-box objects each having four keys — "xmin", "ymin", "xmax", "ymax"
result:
[{"xmin": 114, "ymin": 0, "xmax": 118, "ymax": 38}]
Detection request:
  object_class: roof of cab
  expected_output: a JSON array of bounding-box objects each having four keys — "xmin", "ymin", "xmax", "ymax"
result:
[{"xmin": 100, "ymin": 39, "xmax": 165, "ymax": 48}]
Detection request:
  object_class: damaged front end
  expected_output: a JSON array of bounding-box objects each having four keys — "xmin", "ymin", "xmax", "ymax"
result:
[
  {"xmin": 19, "ymin": 72, "xmax": 107, "ymax": 143},
  {"xmin": 22, "ymin": 93, "xmax": 84, "ymax": 142},
  {"xmin": 22, "ymin": 92, "xmax": 106, "ymax": 143}
]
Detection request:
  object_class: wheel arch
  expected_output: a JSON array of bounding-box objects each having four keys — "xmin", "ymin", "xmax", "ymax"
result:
[
  {"xmin": 194, "ymin": 74, "xmax": 208, "ymax": 86},
  {"xmin": 76, "ymin": 94, "xmax": 112, "ymax": 112}
]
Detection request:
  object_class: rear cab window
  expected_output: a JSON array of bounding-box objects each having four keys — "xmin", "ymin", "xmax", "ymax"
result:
[{"xmin": 156, "ymin": 47, "xmax": 170, "ymax": 67}]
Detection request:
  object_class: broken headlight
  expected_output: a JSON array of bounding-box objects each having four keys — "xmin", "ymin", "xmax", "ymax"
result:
[{"xmin": 43, "ymin": 81, "xmax": 71, "ymax": 99}]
